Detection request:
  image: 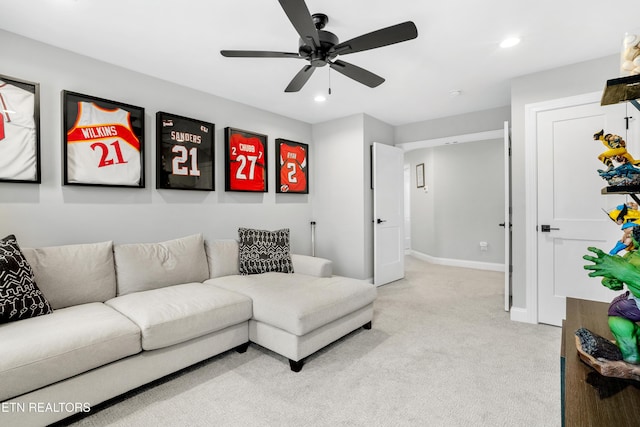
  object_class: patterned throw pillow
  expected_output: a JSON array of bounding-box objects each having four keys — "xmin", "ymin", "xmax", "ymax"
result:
[
  {"xmin": 238, "ymin": 228, "xmax": 294, "ymax": 275},
  {"xmin": 0, "ymin": 235, "xmax": 52, "ymax": 323}
]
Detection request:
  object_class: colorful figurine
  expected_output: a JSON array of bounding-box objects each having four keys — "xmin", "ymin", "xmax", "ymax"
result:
[
  {"xmin": 594, "ymin": 129, "xmax": 640, "ymax": 172},
  {"xmin": 610, "ymin": 221, "xmax": 640, "ymax": 255},
  {"xmin": 584, "ymin": 226, "xmax": 640, "ymax": 364},
  {"xmin": 607, "ymin": 202, "xmax": 640, "ymax": 224}
]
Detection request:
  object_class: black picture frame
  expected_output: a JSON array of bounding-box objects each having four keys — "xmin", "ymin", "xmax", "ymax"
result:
[
  {"xmin": 275, "ymin": 138, "xmax": 308, "ymax": 194},
  {"xmin": 224, "ymin": 127, "xmax": 268, "ymax": 192},
  {"xmin": 0, "ymin": 75, "xmax": 41, "ymax": 183},
  {"xmin": 156, "ymin": 112, "xmax": 215, "ymax": 191},
  {"xmin": 62, "ymin": 91, "xmax": 145, "ymax": 188},
  {"xmin": 416, "ymin": 163, "xmax": 425, "ymax": 188}
]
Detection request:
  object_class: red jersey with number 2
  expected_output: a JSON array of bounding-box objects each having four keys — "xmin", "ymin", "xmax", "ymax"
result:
[
  {"xmin": 229, "ymin": 133, "xmax": 265, "ymax": 191},
  {"xmin": 279, "ymin": 142, "xmax": 307, "ymax": 192}
]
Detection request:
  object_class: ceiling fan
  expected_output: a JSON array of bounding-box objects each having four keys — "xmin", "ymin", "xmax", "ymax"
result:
[{"xmin": 220, "ymin": 0, "xmax": 418, "ymax": 92}]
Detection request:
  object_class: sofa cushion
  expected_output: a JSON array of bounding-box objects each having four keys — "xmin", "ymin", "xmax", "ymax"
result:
[
  {"xmin": 22, "ymin": 240, "xmax": 116, "ymax": 309},
  {"xmin": 0, "ymin": 302, "xmax": 141, "ymax": 401},
  {"xmin": 0, "ymin": 234, "xmax": 52, "ymax": 323},
  {"xmin": 114, "ymin": 234, "xmax": 209, "ymax": 296},
  {"xmin": 106, "ymin": 283, "xmax": 252, "ymax": 350},
  {"xmin": 205, "ymin": 273, "xmax": 377, "ymax": 336},
  {"xmin": 238, "ymin": 228, "xmax": 293, "ymax": 275},
  {"xmin": 205, "ymin": 239, "xmax": 240, "ymax": 278}
]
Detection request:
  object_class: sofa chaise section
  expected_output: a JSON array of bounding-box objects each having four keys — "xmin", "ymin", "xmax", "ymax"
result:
[{"xmin": 204, "ymin": 239, "xmax": 377, "ymax": 371}]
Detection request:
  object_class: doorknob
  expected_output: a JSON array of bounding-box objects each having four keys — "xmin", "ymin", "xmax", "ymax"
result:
[
  {"xmin": 377, "ymin": 218, "xmax": 386, "ymax": 224},
  {"xmin": 540, "ymin": 224, "xmax": 559, "ymax": 232}
]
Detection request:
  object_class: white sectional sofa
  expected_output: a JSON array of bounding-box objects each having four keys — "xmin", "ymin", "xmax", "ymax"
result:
[{"xmin": 0, "ymin": 232, "xmax": 376, "ymax": 426}]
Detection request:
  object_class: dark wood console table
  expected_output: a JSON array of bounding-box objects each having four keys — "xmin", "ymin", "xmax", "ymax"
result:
[{"xmin": 561, "ymin": 297, "xmax": 640, "ymax": 426}]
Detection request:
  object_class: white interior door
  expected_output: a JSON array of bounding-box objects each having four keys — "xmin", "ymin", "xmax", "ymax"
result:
[
  {"xmin": 503, "ymin": 121, "xmax": 511, "ymax": 312},
  {"xmin": 537, "ymin": 101, "xmax": 635, "ymax": 326},
  {"xmin": 404, "ymin": 165, "xmax": 411, "ymax": 250},
  {"xmin": 373, "ymin": 142, "xmax": 404, "ymax": 286}
]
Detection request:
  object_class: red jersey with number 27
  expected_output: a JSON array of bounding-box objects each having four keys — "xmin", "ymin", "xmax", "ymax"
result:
[{"xmin": 228, "ymin": 133, "xmax": 265, "ymax": 191}]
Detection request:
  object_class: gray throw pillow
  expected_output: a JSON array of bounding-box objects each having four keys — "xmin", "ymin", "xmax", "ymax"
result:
[{"xmin": 238, "ymin": 228, "xmax": 294, "ymax": 275}]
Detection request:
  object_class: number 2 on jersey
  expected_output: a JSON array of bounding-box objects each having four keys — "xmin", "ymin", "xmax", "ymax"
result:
[{"xmin": 287, "ymin": 163, "xmax": 298, "ymax": 183}]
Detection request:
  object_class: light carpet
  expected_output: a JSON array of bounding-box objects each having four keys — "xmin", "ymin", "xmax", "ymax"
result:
[{"xmin": 62, "ymin": 256, "xmax": 562, "ymax": 427}]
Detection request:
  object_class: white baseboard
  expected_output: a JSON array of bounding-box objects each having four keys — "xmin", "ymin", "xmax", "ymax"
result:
[
  {"xmin": 509, "ymin": 306, "xmax": 535, "ymax": 324},
  {"xmin": 408, "ymin": 250, "xmax": 505, "ymax": 272}
]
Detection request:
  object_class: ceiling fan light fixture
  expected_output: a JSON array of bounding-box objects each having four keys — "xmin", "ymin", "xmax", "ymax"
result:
[
  {"xmin": 220, "ymin": 1, "xmax": 418, "ymax": 93},
  {"xmin": 499, "ymin": 36, "xmax": 521, "ymax": 49},
  {"xmin": 314, "ymin": 94, "xmax": 327, "ymax": 102}
]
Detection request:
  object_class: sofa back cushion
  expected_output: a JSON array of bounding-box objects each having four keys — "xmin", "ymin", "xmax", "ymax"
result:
[
  {"xmin": 22, "ymin": 240, "xmax": 116, "ymax": 310},
  {"xmin": 205, "ymin": 239, "xmax": 239, "ymax": 278},
  {"xmin": 114, "ymin": 234, "xmax": 209, "ymax": 296}
]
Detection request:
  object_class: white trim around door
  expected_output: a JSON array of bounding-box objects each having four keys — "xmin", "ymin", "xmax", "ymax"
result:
[{"xmin": 522, "ymin": 91, "xmax": 602, "ymax": 324}]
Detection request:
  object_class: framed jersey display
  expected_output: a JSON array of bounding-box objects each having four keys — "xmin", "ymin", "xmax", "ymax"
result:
[
  {"xmin": 63, "ymin": 91, "xmax": 145, "ymax": 187},
  {"xmin": 156, "ymin": 112, "xmax": 214, "ymax": 191},
  {"xmin": 276, "ymin": 139, "xmax": 308, "ymax": 194},
  {"xmin": 0, "ymin": 75, "xmax": 41, "ymax": 183},
  {"xmin": 224, "ymin": 127, "xmax": 268, "ymax": 192}
]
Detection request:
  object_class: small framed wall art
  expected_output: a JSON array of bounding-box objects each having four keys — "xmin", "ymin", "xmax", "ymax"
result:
[
  {"xmin": 276, "ymin": 138, "xmax": 308, "ymax": 194},
  {"xmin": 416, "ymin": 163, "xmax": 425, "ymax": 188},
  {"xmin": 63, "ymin": 91, "xmax": 145, "ymax": 187},
  {"xmin": 224, "ymin": 127, "xmax": 268, "ymax": 192},
  {"xmin": 0, "ymin": 74, "xmax": 41, "ymax": 183},
  {"xmin": 156, "ymin": 112, "xmax": 215, "ymax": 191}
]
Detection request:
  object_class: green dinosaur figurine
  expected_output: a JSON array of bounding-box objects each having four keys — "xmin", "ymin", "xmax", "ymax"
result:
[{"xmin": 584, "ymin": 227, "xmax": 640, "ymax": 364}]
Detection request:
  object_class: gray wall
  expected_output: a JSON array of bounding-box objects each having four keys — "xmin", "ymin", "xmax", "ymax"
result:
[
  {"xmin": 397, "ymin": 107, "xmax": 510, "ymax": 265},
  {"xmin": 311, "ymin": 114, "xmax": 366, "ymax": 278},
  {"xmin": 509, "ymin": 54, "xmax": 620, "ymax": 309},
  {"xmin": 404, "ymin": 149, "xmax": 436, "ymax": 255},
  {"xmin": 395, "ymin": 106, "xmax": 511, "ymax": 142},
  {"xmin": 0, "ymin": 30, "xmax": 314, "ymax": 253},
  {"xmin": 404, "ymin": 139, "xmax": 505, "ymax": 264}
]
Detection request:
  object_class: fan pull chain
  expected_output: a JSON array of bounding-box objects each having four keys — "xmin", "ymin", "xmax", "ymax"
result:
[{"xmin": 328, "ymin": 67, "xmax": 332, "ymax": 95}]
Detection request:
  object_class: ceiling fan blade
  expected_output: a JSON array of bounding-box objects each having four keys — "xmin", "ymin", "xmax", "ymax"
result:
[
  {"xmin": 329, "ymin": 60, "xmax": 385, "ymax": 88},
  {"xmin": 221, "ymin": 50, "xmax": 303, "ymax": 59},
  {"xmin": 285, "ymin": 64, "xmax": 316, "ymax": 92},
  {"xmin": 278, "ymin": 0, "xmax": 320, "ymax": 47},
  {"xmin": 330, "ymin": 21, "xmax": 418, "ymax": 56}
]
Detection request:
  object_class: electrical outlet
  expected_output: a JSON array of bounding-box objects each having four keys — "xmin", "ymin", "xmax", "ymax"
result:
[{"xmin": 479, "ymin": 241, "xmax": 488, "ymax": 251}]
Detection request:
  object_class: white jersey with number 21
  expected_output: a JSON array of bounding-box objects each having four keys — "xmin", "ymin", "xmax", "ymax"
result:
[{"xmin": 66, "ymin": 102, "xmax": 141, "ymax": 185}]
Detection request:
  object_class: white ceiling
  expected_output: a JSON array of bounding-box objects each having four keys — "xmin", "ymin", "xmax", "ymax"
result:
[{"xmin": 1, "ymin": 0, "xmax": 637, "ymax": 126}]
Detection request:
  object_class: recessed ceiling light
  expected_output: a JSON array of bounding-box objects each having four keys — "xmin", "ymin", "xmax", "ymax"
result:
[
  {"xmin": 314, "ymin": 95, "xmax": 326, "ymax": 103},
  {"xmin": 449, "ymin": 89, "xmax": 462, "ymax": 97},
  {"xmin": 500, "ymin": 37, "xmax": 521, "ymax": 48}
]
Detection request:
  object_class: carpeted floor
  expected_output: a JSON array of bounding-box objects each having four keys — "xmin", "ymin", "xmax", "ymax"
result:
[{"xmin": 62, "ymin": 256, "xmax": 562, "ymax": 427}]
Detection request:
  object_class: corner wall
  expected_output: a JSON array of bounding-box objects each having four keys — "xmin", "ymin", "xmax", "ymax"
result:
[
  {"xmin": 0, "ymin": 30, "xmax": 314, "ymax": 251},
  {"xmin": 311, "ymin": 115, "xmax": 366, "ymax": 278},
  {"xmin": 310, "ymin": 114, "xmax": 394, "ymax": 280}
]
